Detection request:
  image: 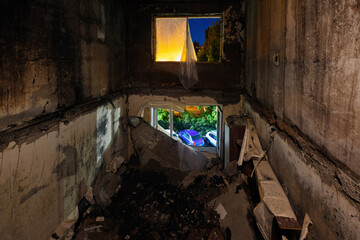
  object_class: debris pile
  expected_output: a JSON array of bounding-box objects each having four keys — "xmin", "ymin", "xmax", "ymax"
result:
[
  {"xmin": 73, "ymin": 168, "xmax": 230, "ymax": 240},
  {"xmin": 226, "ymin": 115, "xmax": 303, "ymax": 240},
  {"xmin": 70, "ymin": 114, "xmax": 305, "ymax": 240}
]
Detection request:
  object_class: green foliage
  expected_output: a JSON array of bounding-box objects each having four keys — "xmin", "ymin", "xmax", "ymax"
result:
[
  {"xmin": 197, "ymin": 21, "xmax": 220, "ymax": 62},
  {"xmin": 157, "ymin": 109, "xmax": 169, "ymax": 122},
  {"xmin": 157, "ymin": 106, "xmax": 217, "ymax": 136},
  {"xmin": 158, "ymin": 120, "xmax": 169, "ymax": 129},
  {"xmin": 174, "ymin": 106, "xmax": 217, "ymax": 136},
  {"xmin": 157, "ymin": 109, "xmax": 170, "ymax": 129}
]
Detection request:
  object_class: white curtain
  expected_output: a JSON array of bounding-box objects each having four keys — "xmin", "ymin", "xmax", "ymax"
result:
[
  {"xmin": 156, "ymin": 18, "xmax": 198, "ymax": 89},
  {"xmin": 156, "ymin": 18, "xmax": 187, "ymax": 61}
]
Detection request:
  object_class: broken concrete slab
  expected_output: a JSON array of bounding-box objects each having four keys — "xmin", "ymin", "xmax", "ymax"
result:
[
  {"xmin": 93, "ymin": 170, "xmax": 122, "ymax": 207},
  {"xmin": 106, "ymin": 154, "xmax": 125, "ymax": 173},
  {"xmin": 128, "ymin": 116, "xmax": 142, "ymax": 128},
  {"xmin": 130, "ymin": 119, "xmax": 208, "ymax": 172}
]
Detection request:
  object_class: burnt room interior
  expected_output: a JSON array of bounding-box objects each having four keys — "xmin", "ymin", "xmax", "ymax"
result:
[{"xmin": 0, "ymin": 0, "xmax": 359, "ymax": 239}]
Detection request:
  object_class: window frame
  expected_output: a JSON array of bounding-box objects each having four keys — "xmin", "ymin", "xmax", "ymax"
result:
[{"xmin": 152, "ymin": 13, "xmax": 224, "ymax": 63}]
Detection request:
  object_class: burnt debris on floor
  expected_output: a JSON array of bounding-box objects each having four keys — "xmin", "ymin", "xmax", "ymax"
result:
[
  {"xmin": 69, "ymin": 116, "xmax": 304, "ymax": 240},
  {"xmin": 72, "ymin": 166, "xmax": 233, "ymax": 240}
]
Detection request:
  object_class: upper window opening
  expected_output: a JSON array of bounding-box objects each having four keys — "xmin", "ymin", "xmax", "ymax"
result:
[{"xmin": 155, "ymin": 16, "xmax": 221, "ymax": 63}]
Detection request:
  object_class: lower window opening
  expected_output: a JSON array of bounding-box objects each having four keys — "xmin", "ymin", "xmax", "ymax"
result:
[{"xmin": 151, "ymin": 105, "xmax": 220, "ymax": 154}]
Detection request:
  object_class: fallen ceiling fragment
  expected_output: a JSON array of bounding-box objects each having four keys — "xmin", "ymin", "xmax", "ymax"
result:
[{"xmin": 130, "ymin": 117, "xmax": 208, "ymax": 174}]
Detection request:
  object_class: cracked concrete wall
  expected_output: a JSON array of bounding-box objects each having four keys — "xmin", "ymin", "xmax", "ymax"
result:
[
  {"xmin": 0, "ymin": 0, "xmax": 126, "ymax": 131},
  {"xmin": 245, "ymin": 0, "xmax": 360, "ymax": 239},
  {"xmin": 126, "ymin": 0, "xmax": 245, "ymax": 91},
  {"xmin": 0, "ymin": 97, "xmax": 127, "ymax": 240}
]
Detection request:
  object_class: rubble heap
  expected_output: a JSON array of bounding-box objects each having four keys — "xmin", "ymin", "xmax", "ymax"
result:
[{"xmin": 73, "ymin": 168, "xmax": 229, "ymax": 240}]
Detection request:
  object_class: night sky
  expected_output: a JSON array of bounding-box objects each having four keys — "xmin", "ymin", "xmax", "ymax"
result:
[{"xmin": 188, "ymin": 18, "xmax": 220, "ymax": 46}]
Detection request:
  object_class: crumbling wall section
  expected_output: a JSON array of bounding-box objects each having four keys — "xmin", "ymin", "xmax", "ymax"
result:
[{"xmin": 244, "ymin": 99, "xmax": 360, "ymax": 240}]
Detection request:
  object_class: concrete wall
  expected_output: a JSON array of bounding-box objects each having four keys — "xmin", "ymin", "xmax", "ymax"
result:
[
  {"xmin": 126, "ymin": 0, "xmax": 245, "ymax": 92},
  {"xmin": 0, "ymin": 1, "xmax": 127, "ymax": 239},
  {"xmin": 244, "ymin": 100, "xmax": 360, "ymax": 240},
  {"xmin": 0, "ymin": 0, "xmax": 126, "ymax": 131},
  {"xmin": 0, "ymin": 97, "xmax": 127, "ymax": 240},
  {"xmin": 245, "ymin": 0, "xmax": 360, "ymax": 239},
  {"xmin": 246, "ymin": 0, "xmax": 360, "ymax": 176}
]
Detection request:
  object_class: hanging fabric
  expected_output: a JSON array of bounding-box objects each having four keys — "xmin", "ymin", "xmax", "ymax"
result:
[
  {"xmin": 179, "ymin": 21, "xmax": 198, "ymax": 89},
  {"xmin": 155, "ymin": 17, "xmax": 198, "ymax": 89},
  {"xmin": 155, "ymin": 18, "xmax": 187, "ymax": 61}
]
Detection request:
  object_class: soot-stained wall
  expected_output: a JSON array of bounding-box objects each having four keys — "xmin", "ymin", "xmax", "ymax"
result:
[
  {"xmin": 126, "ymin": 0, "xmax": 245, "ymax": 92},
  {"xmin": 0, "ymin": 98, "xmax": 127, "ymax": 240},
  {"xmin": 246, "ymin": 0, "xmax": 360, "ymax": 239},
  {"xmin": 0, "ymin": 97, "xmax": 127, "ymax": 240},
  {"xmin": 246, "ymin": 0, "xmax": 360, "ymax": 176},
  {"xmin": 0, "ymin": 0, "xmax": 126, "ymax": 131},
  {"xmin": 0, "ymin": 1, "xmax": 127, "ymax": 239}
]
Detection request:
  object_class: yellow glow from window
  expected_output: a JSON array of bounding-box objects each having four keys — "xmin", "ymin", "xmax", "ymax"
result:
[{"xmin": 155, "ymin": 18, "xmax": 186, "ymax": 62}]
